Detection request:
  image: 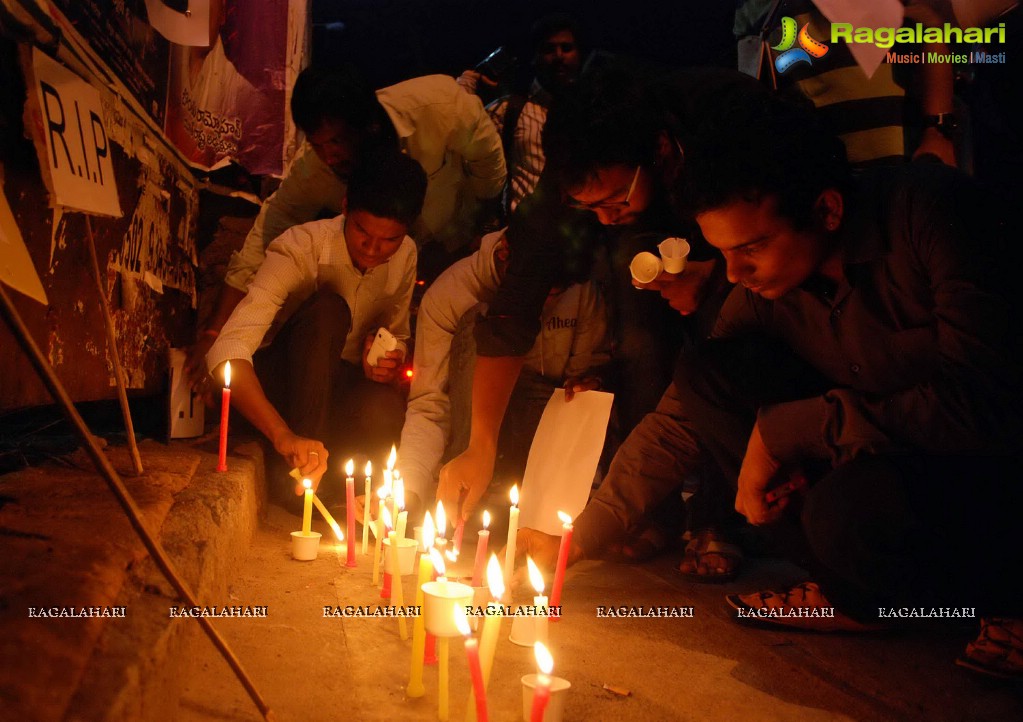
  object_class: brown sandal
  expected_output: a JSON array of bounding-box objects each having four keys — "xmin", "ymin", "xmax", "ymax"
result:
[{"xmin": 677, "ymin": 529, "xmax": 742, "ymax": 584}]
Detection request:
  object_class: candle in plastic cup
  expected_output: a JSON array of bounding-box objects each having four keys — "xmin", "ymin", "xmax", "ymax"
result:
[
  {"xmin": 657, "ymin": 237, "xmax": 690, "ymax": 274},
  {"xmin": 629, "ymin": 251, "xmax": 663, "ymax": 283}
]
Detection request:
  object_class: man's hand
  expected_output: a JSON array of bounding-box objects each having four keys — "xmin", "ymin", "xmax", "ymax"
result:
[
  {"xmin": 734, "ymin": 423, "xmax": 784, "ymax": 525},
  {"xmin": 438, "ymin": 445, "xmax": 495, "ymax": 523},
  {"xmin": 633, "ymin": 260, "xmax": 720, "ymax": 316},
  {"xmin": 362, "ymin": 333, "xmax": 404, "ymax": 383},
  {"xmin": 563, "ymin": 376, "xmax": 601, "ymax": 402},
  {"xmin": 456, "ymin": 70, "xmax": 498, "ymax": 96},
  {"xmin": 184, "ymin": 332, "xmax": 219, "ymax": 394},
  {"xmin": 511, "ymin": 527, "xmax": 576, "ymax": 574},
  {"xmin": 273, "ymin": 431, "xmax": 328, "ymax": 494}
]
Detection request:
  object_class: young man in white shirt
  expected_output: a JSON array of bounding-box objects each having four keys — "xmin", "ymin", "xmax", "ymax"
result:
[{"xmin": 205, "ymin": 150, "xmax": 427, "ymax": 502}]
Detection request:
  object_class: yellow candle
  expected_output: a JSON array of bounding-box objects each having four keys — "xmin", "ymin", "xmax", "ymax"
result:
[
  {"xmin": 438, "ymin": 636, "xmax": 450, "ymax": 721},
  {"xmin": 312, "ymin": 494, "xmax": 343, "ymax": 542},
  {"xmin": 372, "ymin": 488, "xmax": 389, "ymax": 585},
  {"xmin": 388, "ymin": 530, "xmax": 409, "ymax": 640},
  {"xmin": 503, "ymin": 485, "xmax": 519, "ymax": 586},
  {"xmin": 479, "ymin": 554, "xmax": 505, "ymax": 685},
  {"xmin": 407, "ymin": 512, "xmax": 436, "ymax": 698},
  {"xmin": 362, "ymin": 461, "xmax": 372, "ymax": 554},
  {"xmin": 301, "ymin": 478, "xmax": 313, "ymax": 535},
  {"xmin": 394, "ymin": 477, "xmax": 408, "ymax": 540}
]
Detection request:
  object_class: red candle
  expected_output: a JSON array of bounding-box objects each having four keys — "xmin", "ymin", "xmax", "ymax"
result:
[
  {"xmin": 549, "ymin": 511, "xmax": 573, "ymax": 621},
  {"xmin": 344, "ymin": 459, "xmax": 356, "ymax": 568},
  {"xmin": 470, "ymin": 510, "xmax": 491, "ymax": 587},
  {"xmin": 216, "ymin": 362, "xmax": 231, "ymax": 472},
  {"xmin": 380, "ymin": 507, "xmax": 394, "ymax": 599},
  {"xmin": 453, "ymin": 518, "xmax": 465, "ymax": 554},
  {"xmin": 454, "ymin": 605, "xmax": 488, "ymax": 722},
  {"xmin": 530, "ymin": 642, "xmax": 554, "ymax": 722}
]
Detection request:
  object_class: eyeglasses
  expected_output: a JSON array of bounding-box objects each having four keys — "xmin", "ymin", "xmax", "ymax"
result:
[{"xmin": 566, "ymin": 165, "xmax": 642, "ymax": 212}]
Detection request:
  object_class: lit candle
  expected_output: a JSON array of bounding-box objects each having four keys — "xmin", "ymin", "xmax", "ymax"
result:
[
  {"xmin": 503, "ymin": 485, "xmax": 519, "ymax": 588},
  {"xmin": 388, "ymin": 527, "xmax": 409, "ymax": 640},
  {"xmin": 216, "ymin": 361, "xmax": 231, "ymax": 472},
  {"xmin": 407, "ymin": 512, "xmax": 436, "ymax": 698},
  {"xmin": 454, "ymin": 605, "xmax": 488, "ymax": 722},
  {"xmin": 529, "ymin": 642, "xmax": 554, "ymax": 722},
  {"xmin": 372, "ymin": 485, "xmax": 390, "ymax": 585},
  {"xmin": 426, "ymin": 546, "xmax": 445, "ymax": 666},
  {"xmin": 435, "ymin": 500, "xmax": 448, "ymax": 546},
  {"xmin": 527, "ymin": 557, "xmax": 548, "ymax": 646},
  {"xmin": 549, "ymin": 511, "xmax": 573, "ymax": 622},
  {"xmin": 380, "ymin": 507, "xmax": 394, "ymax": 599},
  {"xmin": 344, "ymin": 459, "xmax": 356, "ymax": 567},
  {"xmin": 312, "ymin": 494, "xmax": 343, "ymax": 542},
  {"xmin": 478, "ymin": 554, "xmax": 505, "ymax": 689},
  {"xmin": 471, "ymin": 511, "xmax": 491, "ymax": 587},
  {"xmin": 394, "ymin": 477, "xmax": 408, "ymax": 540},
  {"xmin": 361, "ymin": 461, "xmax": 372, "ymax": 554},
  {"xmin": 301, "ymin": 478, "xmax": 313, "ymax": 535},
  {"xmin": 384, "ymin": 444, "xmax": 397, "ymax": 521}
]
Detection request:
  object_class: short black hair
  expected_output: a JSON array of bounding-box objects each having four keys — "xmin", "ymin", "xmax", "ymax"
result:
[
  {"xmin": 529, "ymin": 13, "xmax": 583, "ymax": 55},
  {"xmin": 542, "ymin": 62, "xmax": 663, "ymax": 190},
  {"xmin": 346, "ymin": 149, "xmax": 427, "ymax": 227},
  {"xmin": 290, "ymin": 64, "xmax": 396, "ymax": 145},
  {"xmin": 683, "ymin": 95, "xmax": 849, "ymax": 229}
]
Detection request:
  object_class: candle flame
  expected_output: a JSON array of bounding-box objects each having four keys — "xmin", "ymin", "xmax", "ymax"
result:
[
  {"xmin": 510, "ymin": 484, "xmax": 519, "ymax": 507},
  {"xmin": 527, "ymin": 557, "xmax": 545, "ymax": 594},
  {"xmin": 453, "ymin": 604, "xmax": 471, "ymax": 637},
  {"xmin": 394, "ymin": 478, "xmax": 405, "ymax": 510},
  {"xmin": 423, "ymin": 511, "xmax": 436, "ymax": 549},
  {"xmin": 331, "ymin": 522, "xmax": 343, "ymax": 541},
  {"xmin": 435, "ymin": 501, "xmax": 447, "ymax": 538},
  {"xmin": 344, "ymin": 458, "xmax": 354, "ymax": 477},
  {"xmin": 534, "ymin": 641, "xmax": 554, "ymax": 675},
  {"xmin": 223, "ymin": 360, "xmax": 231, "ymax": 387},
  {"xmin": 386, "ymin": 444, "xmax": 397, "ymax": 471},
  {"xmin": 482, "ymin": 510, "xmax": 491, "ymax": 529},
  {"xmin": 364, "ymin": 460, "xmax": 372, "ymax": 477},
  {"xmin": 430, "ymin": 547, "xmax": 446, "ymax": 577},
  {"xmin": 377, "ymin": 484, "xmax": 390, "ymax": 500},
  {"xmin": 381, "ymin": 506, "xmax": 393, "ymax": 532},
  {"xmin": 302, "ymin": 478, "xmax": 312, "ymax": 490},
  {"xmin": 486, "ymin": 553, "xmax": 505, "ymax": 600},
  {"xmin": 557, "ymin": 510, "xmax": 572, "ymax": 525},
  {"xmin": 445, "ymin": 548, "xmax": 459, "ymax": 563}
]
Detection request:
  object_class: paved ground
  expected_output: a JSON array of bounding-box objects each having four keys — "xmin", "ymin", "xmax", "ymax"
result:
[{"xmin": 2, "ymin": 437, "xmax": 1021, "ymax": 721}]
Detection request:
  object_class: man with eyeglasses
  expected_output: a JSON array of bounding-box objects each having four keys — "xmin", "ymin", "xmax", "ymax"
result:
[{"xmin": 436, "ymin": 62, "xmax": 769, "ymax": 546}]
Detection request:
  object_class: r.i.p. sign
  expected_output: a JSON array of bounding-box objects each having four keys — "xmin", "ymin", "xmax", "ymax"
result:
[{"xmin": 27, "ymin": 47, "xmax": 121, "ymax": 218}]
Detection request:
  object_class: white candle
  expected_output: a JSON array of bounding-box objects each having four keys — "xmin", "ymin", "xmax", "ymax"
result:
[
  {"xmin": 527, "ymin": 557, "xmax": 548, "ymax": 647},
  {"xmin": 394, "ymin": 476, "xmax": 408, "ymax": 540},
  {"xmin": 503, "ymin": 485, "xmax": 519, "ymax": 588}
]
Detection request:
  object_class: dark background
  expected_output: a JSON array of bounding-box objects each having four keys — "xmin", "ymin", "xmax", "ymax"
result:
[{"xmin": 310, "ymin": 0, "xmax": 739, "ymax": 89}]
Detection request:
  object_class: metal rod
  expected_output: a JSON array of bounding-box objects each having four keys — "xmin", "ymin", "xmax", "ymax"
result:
[
  {"xmin": 0, "ymin": 282, "xmax": 274, "ymax": 721},
  {"xmin": 84, "ymin": 215, "xmax": 143, "ymax": 475}
]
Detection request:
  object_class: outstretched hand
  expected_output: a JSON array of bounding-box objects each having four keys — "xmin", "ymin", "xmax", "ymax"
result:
[{"xmin": 632, "ymin": 260, "xmax": 721, "ymax": 316}]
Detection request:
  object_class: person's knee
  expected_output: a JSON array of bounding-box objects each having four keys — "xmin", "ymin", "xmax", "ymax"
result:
[{"xmin": 304, "ymin": 291, "xmax": 352, "ymax": 336}]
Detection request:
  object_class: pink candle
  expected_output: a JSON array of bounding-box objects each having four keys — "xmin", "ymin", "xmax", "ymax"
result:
[
  {"xmin": 344, "ymin": 459, "xmax": 356, "ymax": 567},
  {"xmin": 471, "ymin": 511, "xmax": 491, "ymax": 587},
  {"xmin": 453, "ymin": 518, "xmax": 465, "ymax": 554},
  {"xmin": 454, "ymin": 605, "xmax": 488, "ymax": 722},
  {"xmin": 380, "ymin": 507, "xmax": 394, "ymax": 599},
  {"xmin": 216, "ymin": 362, "xmax": 231, "ymax": 472},
  {"xmin": 549, "ymin": 511, "xmax": 573, "ymax": 621},
  {"xmin": 530, "ymin": 642, "xmax": 554, "ymax": 722}
]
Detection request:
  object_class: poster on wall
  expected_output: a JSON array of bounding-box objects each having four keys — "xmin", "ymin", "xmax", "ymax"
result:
[
  {"xmin": 162, "ymin": 0, "xmax": 290, "ymax": 175},
  {"xmin": 24, "ymin": 47, "xmax": 122, "ymax": 218},
  {"xmin": 48, "ymin": 0, "xmax": 171, "ymax": 125}
]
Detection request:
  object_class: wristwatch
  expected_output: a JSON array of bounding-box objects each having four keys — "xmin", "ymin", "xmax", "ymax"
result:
[{"xmin": 922, "ymin": 113, "xmax": 958, "ymax": 139}]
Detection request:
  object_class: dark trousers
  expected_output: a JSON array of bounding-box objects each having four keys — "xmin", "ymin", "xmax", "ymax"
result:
[
  {"xmin": 674, "ymin": 335, "xmax": 1023, "ymax": 618},
  {"xmin": 254, "ymin": 291, "xmax": 405, "ymax": 499}
]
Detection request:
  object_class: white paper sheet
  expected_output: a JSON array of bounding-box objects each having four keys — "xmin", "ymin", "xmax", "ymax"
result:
[
  {"xmin": 0, "ymin": 182, "xmax": 48, "ymax": 305},
  {"xmin": 517, "ymin": 389, "xmax": 614, "ymax": 535}
]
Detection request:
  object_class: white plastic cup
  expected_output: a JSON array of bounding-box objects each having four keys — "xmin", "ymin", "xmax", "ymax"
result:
[
  {"xmin": 658, "ymin": 237, "xmax": 690, "ymax": 274},
  {"xmin": 382, "ymin": 537, "xmax": 419, "ymax": 575},
  {"xmin": 521, "ymin": 674, "xmax": 572, "ymax": 722},
  {"xmin": 290, "ymin": 531, "xmax": 322, "ymax": 561},
  {"xmin": 508, "ymin": 614, "xmax": 538, "ymax": 647},
  {"xmin": 421, "ymin": 580, "xmax": 474, "ymax": 637},
  {"xmin": 629, "ymin": 251, "xmax": 663, "ymax": 283}
]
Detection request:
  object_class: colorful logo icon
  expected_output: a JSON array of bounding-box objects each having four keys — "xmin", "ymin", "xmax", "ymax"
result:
[{"xmin": 773, "ymin": 16, "xmax": 830, "ymax": 73}]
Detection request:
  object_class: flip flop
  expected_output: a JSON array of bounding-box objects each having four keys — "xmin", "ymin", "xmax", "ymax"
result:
[
  {"xmin": 677, "ymin": 530, "xmax": 742, "ymax": 584},
  {"xmin": 955, "ymin": 617, "xmax": 1023, "ymax": 681}
]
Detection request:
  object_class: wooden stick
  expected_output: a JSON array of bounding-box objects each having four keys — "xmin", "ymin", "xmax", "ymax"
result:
[
  {"xmin": 84, "ymin": 216, "xmax": 143, "ymax": 475},
  {"xmin": 0, "ymin": 282, "xmax": 275, "ymax": 721}
]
